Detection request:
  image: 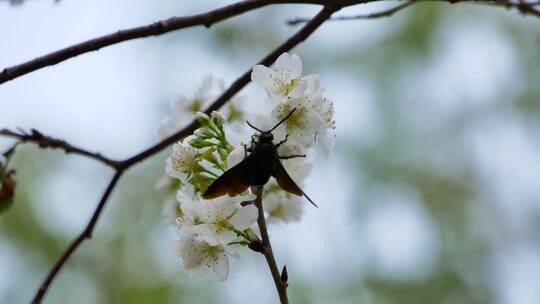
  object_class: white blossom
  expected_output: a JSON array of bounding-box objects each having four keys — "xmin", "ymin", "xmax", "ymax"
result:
[
  {"xmin": 162, "ymin": 197, "xmax": 183, "ymax": 225},
  {"xmin": 190, "ymin": 194, "xmax": 257, "ymax": 246},
  {"xmin": 174, "ymin": 234, "xmax": 236, "ymax": 281},
  {"xmin": 175, "ymin": 185, "xmax": 198, "ymax": 236},
  {"xmin": 264, "ymin": 191, "xmax": 304, "ymax": 224},
  {"xmin": 166, "ymin": 137, "xmax": 199, "ymax": 182},
  {"xmin": 280, "ymin": 149, "xmax": 314, "ymax": 182},
  {"xmin": 157, "ymin": 76, "xmax": 246, "ymax": 139},
  {"xmin": 173, "ymin": 190, "xmax": 256, "ymax": 281},
  {"xmin": 272, "ymin": 97, "xmax": 322, "ymax": 147},
  {"xmin": 162, "ymin": 51, "xmax": 335, "ymax": 283},
  {"xmin": 251, "ymin": 53, "xmax": 321, "ymax": 101},
  {"xmin": 157, "ymin": 75, "xmax": 222, "ymax": 139},
  {"xmin": 313, "ymin": 96, "xmax": 336, "ymax": 157}
]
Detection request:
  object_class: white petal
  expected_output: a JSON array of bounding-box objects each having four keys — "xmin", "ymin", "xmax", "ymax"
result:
[
  {"xmin": 223, "ymin": 243, "xmax": 241, "ymax": 257},
  {"xmin": 318, "ymin": 128, "xmax": 335, "ymax": 157},
  {"xmin": 294, "ymin": 130, "xmax": 316, "ymax": 147},
  {"xmin": 227, "ymin": 146, "xmax": 246, "ymax": 169},
  {"xmin": 178, "ymin": 198, "xmax": 200, "ymax": 222},
  {"xmin": 305, "ymin": 109, "xmax": 323, "ymax": 133},
  {"xmin": 212, "ymin": 253, "xmax": 230, "ymax": 281},
  {"xmin": 288, "ymin": 78, "xmax": 307, "ymax": 99},
  {"xmin": 303, "ymin": 74, "xmax": 321, "ymax": 95},
  {"xmin": 289, "ymin": 54, "xmax": 303, "ymax": 78},
  {"xmin": 192, "ymin": 225, "xmax": 220, "ymax": 246},
  {"xmin": 274, "ymin": 53, "xmax": 290, "ymax": 71},
  {"xmin": 230, "ymin": 205, "xmax": 258, "ymax": 229},
  {"xmin": 251, "ymin": 65, "xmax": 274, "ymax": 89},
  {"xmin": 233, "ymin": 193, "xmax": 257, "ymax": 203},
  {"xmin": 215, "ymin": 230, "xmax": 239, "ymax": 245},
  {"xmin": 165, "ymin": 157, "xmax": 186, "ymax": 181},
  {"xmin": 186, "ymin": 265, "xmax": 211, "ymax": 279}
]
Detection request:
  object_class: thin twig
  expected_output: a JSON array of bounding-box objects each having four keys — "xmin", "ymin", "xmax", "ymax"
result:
[
  {"xmin": 119, "ymin": 5, "xmax": 339, "ymax": 168},
  {"xmin": 13, "ymin": 0, "xmax": 538, "ymax": 302},
  {"xmin": 31, "ymin": 170, "xmax": 123, "ymax": 304},
  {"xmin": 2, "ymin": 0, "xmax": 538, "ymax": 85},
  {"xmin": 0, "ymin": 0, "xmax": 345, "ymax": 85},
  {"xmin": 253, "ymin": 186, "xmax": 289, "ymax": 304},
  {"xmin": 24, "ymin": 6, "xmax": 338, "ymax": 303},
  {"xmin": 288, "ymin": 1, "xmax": 415, "ymax": 25},
  {"xmin": 483, "ymin": 0, "xmax": 540, "ymax": 17},
  {"xmin": 0, "ymin": 128, "xmax": 120, "ymax": 168},
  {"xmin": 448, "ymin": 0, "xmax": 540, "ymax": 17}
]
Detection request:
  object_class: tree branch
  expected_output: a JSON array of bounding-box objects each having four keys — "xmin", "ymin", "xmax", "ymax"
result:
[
  {"xmin": 31, "ymin": 170, "xmax": 123, "ymax": 304},
  {"xmin": 119, "ymin": 5, "xmax": 339, "ymax": 169},
  {"xmin": 252, "ymin": 185, "xmax": 289, "ymax": 304},
  {"xmin": 478, "ymin": 0, "xmax": 540, "ymax": 17},
  {"xmin": 6, "ymin": 0, "xmax": 537, "ymax": 303},
  {"xmin": 1, "ymin": 0, "xmax": 539, "ymax": 85},
  {"xmin": 289, "ymin": 0, "xmax": 540, "ymax": 26},
  {"xmin": 20, "ymin": 6, "xmax": 338, "ymax": 303},
  {"xmin": 0, "ymin": 0, "xmax": 344, "ymax": 85},
  {"xmin": 287, "ymin": 1, "xmax": 415, "ymax": 25},
  {"xmin": 0, "ymin": 128, "xmax": 120, "ymax": 168}
]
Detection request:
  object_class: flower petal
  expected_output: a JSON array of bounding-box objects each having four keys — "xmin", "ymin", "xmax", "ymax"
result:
[
  {"xmin": 318, "ymin": 128, "xmax": 335, "ymax": 157},
  {"xmin": 302, "ymin": 74, "xmax": 321, "ymax": 95},
  {"xmin": 274, "ymin": 53, "xmax": 290, "ymax": 72},
  {"xmin": 212, "ymin": 253, "xmax": 230, "ymax": 281},
  {"xmin": 251, "ymin": 65, "xmax": 274, "ymax": 90},
  {"xmin": 289, "ymin": 78, "xmax": 307, "ymax": 99},
  {"xmin": 289, "ymin": 54, "xmax": 303, "ymax": 78},
  {"xmin": 230, "ymin": 205, "xmax": 258, "ymax": 229},
  {"xmin": 227, "ymin": 146, "xmax": 245, "ymax": 169}
]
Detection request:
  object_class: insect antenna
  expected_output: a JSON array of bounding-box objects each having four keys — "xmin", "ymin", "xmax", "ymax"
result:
[
  {"xmin": 269, "ymin": 108, "xmax": 297, "ymax": 132},
  {"xmin": 246, "ymin": 121, "xmax": 264, "ymax": 133}
]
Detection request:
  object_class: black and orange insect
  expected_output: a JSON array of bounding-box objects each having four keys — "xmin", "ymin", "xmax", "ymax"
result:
[{"xmin": 203, "ymin": 108, "xmax": 317, "ymax": 207}]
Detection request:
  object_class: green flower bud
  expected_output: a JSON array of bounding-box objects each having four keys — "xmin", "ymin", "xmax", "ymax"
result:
[{"xmin": 196, "ymin": 112, "xmax": 211, "ymax": 126}]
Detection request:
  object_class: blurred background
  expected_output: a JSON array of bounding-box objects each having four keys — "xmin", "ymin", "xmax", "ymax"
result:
[{"xmin": 1, "ymin": 1, "xmax": 540, "ymax": 303}]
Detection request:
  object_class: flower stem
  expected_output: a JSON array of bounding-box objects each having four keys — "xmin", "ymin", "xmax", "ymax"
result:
[{"xmin": 252, "ymin": 186, "xmax": 289, "ymax": 304}]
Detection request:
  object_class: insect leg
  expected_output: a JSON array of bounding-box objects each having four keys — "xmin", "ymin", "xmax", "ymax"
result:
[
  {"xmin": 279, "ymin": 154, "xmax": 306, "ymax": 160},
  {"xmin": 242, "ymin": 144, "xmax": 249, "ymax": 158},
  {"xmin": 275, "ymin": 134, "xmax": 289, "ymax": 148}
]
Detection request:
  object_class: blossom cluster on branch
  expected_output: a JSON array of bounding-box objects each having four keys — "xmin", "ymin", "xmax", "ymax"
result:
[{"xmin": 155, "ymin": 53, "xmax": 335, "ymax": 280}]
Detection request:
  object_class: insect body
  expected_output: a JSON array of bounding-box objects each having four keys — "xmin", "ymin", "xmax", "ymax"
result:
[{"xmin": 203, "ymin": 108, "xmax": 317, "ymax": 207}]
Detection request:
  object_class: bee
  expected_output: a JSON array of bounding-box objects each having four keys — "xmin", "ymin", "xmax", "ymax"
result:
[{"xmin": 203, "ymin": 108, "xmax": 317, "ymax": 207}]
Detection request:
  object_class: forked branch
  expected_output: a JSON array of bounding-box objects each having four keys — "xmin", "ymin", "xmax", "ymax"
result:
[
  {"xmin": 15, "ymin": 6, "xmax": 337, "ymax": 304},
  {"xmin": 3, "ymin": 0, "xmax": 538, "ymax": 303},
  {"xmin": 0, "ymin": 128, "xmax": 120, "ymax": 168}
]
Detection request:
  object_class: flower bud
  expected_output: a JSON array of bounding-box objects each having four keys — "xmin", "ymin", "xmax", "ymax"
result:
[
  {"xmin": 189, "ymin": 138, "xmax": 215, "ymax": 149},
  {"xmin": 195, "ymin": 112, "xmax": 211, "ymax": 126},
  {"xmin": 211, "ymin": 111, "xmax": 226, "ymax": 126},
  {"xmin": 193, "ymin": 127, "xmax": 214, "ymax": 139}
]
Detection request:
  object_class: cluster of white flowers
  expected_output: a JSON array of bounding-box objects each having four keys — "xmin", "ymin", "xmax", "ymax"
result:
[
  {"xmin": 156, "ymin": 53, "xmax": 335, "ymax": 281},
  {"xmin": 156, "ymin": 75, "xmax": 245, "ymax": 140},
  {"xmin": 251, "ymin": 53, "xmax": 335, "ymax": 156}
]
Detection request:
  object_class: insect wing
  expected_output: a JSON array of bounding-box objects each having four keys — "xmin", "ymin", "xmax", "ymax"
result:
[
  {"xmin": 203, "ymin": 156, "xmax": 251, "ymax": 199},
  {"xmin": 273, "ymin": 159, "xmax": 318, "ymax": 207}
]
